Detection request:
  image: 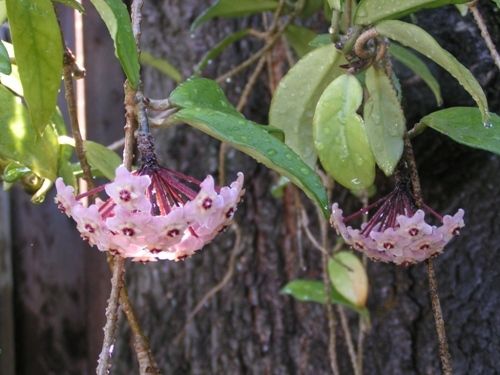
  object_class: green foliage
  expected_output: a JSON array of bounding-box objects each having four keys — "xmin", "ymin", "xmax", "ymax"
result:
[
  {"xmin": 6, "ymin": 0, "xmax": 63, "ymax": 134},
  {"xmin": 89, "ymin": 0, "xmax": 140, "ymax": 89},
  {"xmin": 285, "ymin": 25, "xmax": 316, "ymax": 57},
  {"xmin": 53, "ymin": 0, "xmax": 85, "ymax": 12},
  {"xmin": 419, "ymin": 107, "xmax": 500, "ymax": 154},
  {"xmin": 300, "ymin": 0, "xmax": 324, "ymax": 17},
  {"xmin": 308, "ymin": 34, "xmax": 331, "ymax": 48},
  {"xmin": 0, "ymin": 85, "xmax": 60, "ymax": 180},
  {"xmin": 313, "ymin": 74, "xmax": 375, "ymax": 191},
  {"xmin": 364, "ymin": 66, "xmax": 406, "ymax": 176},
  {"xmin": 389, "ymin": 43, "xmax": 442, "ymax": 106},
  {"xmin": 328, "ymin": 252, "xmax": 369, "ymax": 308},
  {"xmin": 194, "ymin": 29, "xmax": 251, "ymax": 75},
  {"xmin": 281, "ymin": 279, "xmax": 369, "ymax": 315},
  {"xmin": 0, "ymin": 0, "xmax": 6, "ymax": 23},
  {"xmin": 84, "ymin": 140, "xmax": 122, "ymax": 180},
  {"xmin": 170, "ymin": 78, "xmax": 329, "ymax": 216},
  {"xmin": 140, "ymin": 51, "xmax": 182, "ymax": 83},
  {"xmin": 375, "ymin": 20, "xmax": 489, "ymax": 123},
  {"xmin": 269, "ymin": 45, "xmax": 345, "ymax": 166},
  {"xmin": 2, "ymin": 162, "xmax": 31, "ymax": 183},
  {"xmin": 354, "ymin": 0, "xmax": 468, "ymax": 25},
  {"xmin": 0, "ymin": 40, "xmax": 11, "ymax": 75},
  {"xmin": 191, "ymin": 0, "xmax": 278, "ymax": 30}
]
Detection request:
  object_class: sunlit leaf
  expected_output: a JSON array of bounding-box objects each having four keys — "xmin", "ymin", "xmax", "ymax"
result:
[
  {"xmin": 0, "ymin": 85, "xmax": 59, "ymax": 180},
  {"xmin": 389, "ymin": 43, "xmax": 442, "ymax": 106},
  {"xmin": 328, "ymin": 252, "xmax": 369, "ymax": 308},
  {"xmin": 53, "ymin": 0, "xmax": 85, "ymax": 12},
  {"xmin": 455, "ymin": 4, "xmax": 468, "ymax": 15},
  {"xmin": 89, "ymin": 0, "xmax": 140, "ymax": 88},
  {"xmin": 6, "ymin": 0, "xmax": 63, "ymax": 134},
  {"xmin": 281, "ymin": 279, "xmax": 369, "ymax": 315},
  {"xmin": 0, "ymin": 40, "xmax": 10, "ymax": 75},
  {"xmin": 269, "ymin": 45, "xmax": 345, "ymax": 166},
  {"xmin": 364, "ymin": 66, "xmax": 405, "ymax": 176},
  {"xmin": 170, "ymin": 78, "xmax": 329, "ymax": 216},
  {"xmin": 354, "ymin": 0, "xmax": 468, "ymax": 25},
  {"xmin": 285, "ymin": 25, "xmax": 316, "ymax": 57},
  {"xmin": 140, "ymin": 51, "xmax": 182, "ymax": 83},
  {"xmin": 313, "ymin": 74, "xmax": 375, "ymax": 191},
  {"xmin": 376, "ymin": 20, "xmax": 489, "ymax": 123},
  {"xmin": 191, "ymin": 0, "xmax": 278, "ymax": 30},
  {"xmin": 0, "ymin": 0, "xmax": 6, "ymax": 23},
  {"xmin": 2, "ymin": 161, "xmax": 31, "ymax": 183},
  {"xmin": 194, "ymin": 29, "xmax": 250, "ymax": 75},
  {"xmin": 419, "ymin": 107, "xmax": 500, "ymax": 154},
  {"xmin": 84, "ymin": 140, "xmax": 122, "ymax": 180}
]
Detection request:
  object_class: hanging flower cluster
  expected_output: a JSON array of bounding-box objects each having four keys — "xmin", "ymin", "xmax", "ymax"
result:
[
  {"xmin": 330, "ymin": 181, "xmax": 464, "ymax": 265},
  {"xmin": 55, "ymin": 134, "xmax": 244, "ymax": 262}
]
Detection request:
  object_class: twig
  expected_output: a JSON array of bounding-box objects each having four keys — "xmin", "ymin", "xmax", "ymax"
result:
[
  {"xmin": 300, "ymin": 208, "xmax": 328, "ymax": 255},
  {"xmin": 337, "ymin": 307, "xmax": 360, "ymax": 375},
  {"xmin": 426, "ymin": 260, "xmax": 453, "ymax": 375},
  {"xmin": 403, "ymin": 134, "xmax": 453, "ymax": 375},
  {"xmin": 469, "ymin": 2, "xmax": 500, "ymax": 71},
  {"xmin": 174, "ymin": 224, "xmax": 243, "ymax": 344},
  {"xmin": 96, "ymin": 259, "xmax": 126, "ymax": 375},
  {"xmin": 63, "ymin": 49, "xmax": 94, "ymax": 190},
  {"xmin": 317, "ymin": 203, "xmax": 340, "ymax": 375}
]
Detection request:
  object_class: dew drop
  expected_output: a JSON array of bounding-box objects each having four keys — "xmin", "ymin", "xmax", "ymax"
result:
[
  {"xmin": 483, "ymin": 120, "xmax": 493, "ymax": 129},
  {"xmin": 267, "ymin": 149, "xmax": 277, "ymax": 156},
  {"xmin": 225, "ymin": 77, "xmax": 232, "ymax": 84}
]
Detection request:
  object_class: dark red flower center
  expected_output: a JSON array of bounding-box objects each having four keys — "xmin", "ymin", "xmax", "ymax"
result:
[
  {"xmin": 409, "ymin": 228, "xmax": 419, "ymax": 236},
  {"xmin": 167, "ymin": 229, "xmax": 180, "ymax": 237},
  {"xmin": 119, "ymin": 189, "xmax": 132, "ymax": 202},
  {"xmin": 84, "ymin": 224, "xmax": 95, "ymax": 233},
  {"xmin": 202, "ymin": 197, "xmax": 213, "ymax": 210},
  {"xmin": 122, "ymin": 227, "xmax": 135, "ymax": 236}
]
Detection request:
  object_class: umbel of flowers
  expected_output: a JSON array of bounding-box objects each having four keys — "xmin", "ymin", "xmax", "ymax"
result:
[
  {"xmin": 330, "ymin": 175, "xmax": 464, "ymax": 265},
  {"xmin": 55, "ymin": 132, "xmax": 244, "ymax": 262}
]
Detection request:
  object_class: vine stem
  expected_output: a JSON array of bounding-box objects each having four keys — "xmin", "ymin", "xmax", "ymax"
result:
[
  {"xmin": 469, "ymin": 1, "xmax": 500, "ymax": 71},
  {"xmin": 404, "ymin": 135, "xmax": 453, "ymax": 375}
]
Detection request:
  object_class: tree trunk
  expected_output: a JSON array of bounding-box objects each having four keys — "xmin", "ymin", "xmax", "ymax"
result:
[{"xmin": 9, "ymin": 1, "xmax": 500, "ymax": 374}]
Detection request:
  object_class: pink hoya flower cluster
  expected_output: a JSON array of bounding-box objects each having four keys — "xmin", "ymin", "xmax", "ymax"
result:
[
  {"xmin": 55, "ymin": 135, "xmax": 244, "ymax": 262},
  {"xmin": 330, "ymin": 184, "xmax": 465, "ymax": 265}
]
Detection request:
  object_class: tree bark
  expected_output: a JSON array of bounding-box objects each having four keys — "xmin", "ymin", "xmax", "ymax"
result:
[{"xmin": 9, "ymin": 1, "xmax": 500, "ymax": 374}]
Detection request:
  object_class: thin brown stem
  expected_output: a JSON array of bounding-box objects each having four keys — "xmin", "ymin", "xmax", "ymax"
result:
[
  {"xmin": 469, "ymin": 2, "xmax": 500, "ymax": 71},
  {"xmin": 63, "ymin": 49, "xmax": 94, "ymax": 190},
  {"xmin": 404, "ymin": 134, "xmax": 452, "ymax": 374},
  {"xmin": 426, "ymin": 260, "xmax": 453, "ymax": 375},
  {"xmin": 317, "ymin": 204, "xmax": 339, "ymax": 375},
  {"xmin": 96, "ymin": 258, "xmax": 126, "ymax": 375},
  {"xmin": 338, "ymin": 307, "xmax": 360, "ymax": 375}
]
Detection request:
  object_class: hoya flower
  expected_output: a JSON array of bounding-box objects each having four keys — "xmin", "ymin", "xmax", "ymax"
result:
[
  {"xmin": 330, "ymin": 181, "xmax": 464, "ymax": 265},
  {"xmin": 55, "ymin": 133, "xmax": 244, "ymax": 262}
]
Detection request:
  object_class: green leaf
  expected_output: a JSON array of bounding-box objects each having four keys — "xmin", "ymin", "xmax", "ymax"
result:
[
  {"xmin": 375, "ymin": 20, "xmax": 489, "ymax": 123},
  {"xmin": 492, "ymin": 0, "xmax": 500, "ymax": 9},
  {"xmin": 194, "ymin": 29, "xmax": 250, "ymax": 75},
  {"xmin": 354, "ymin": 0, "xmax": 468, "ymax": 25},
  {"xmin": 455, "ymin": 4, "xmax": 468, "ymax": 15},
  {"xmin": 328, "ymin": 252, "xmax": 369, "ymax": 308},
  {"xmin": 170, "ymin": 78, "xmax": 329, "ymax": 216},
  {"xmin": 364, "ymin": 66, "xmax": 405, "ymax": 176},
  {"xmin": 308, "ymin": 34, "xmax": 331, "ymax": 48},
  {"xmin": 0, "ymin": 40, "xmax": 11, "ymax": 75},
  {"xmin": 140, "ymin": 51, "xmax": 182, "ymax": 83},
  {"xmin": 3, "ymin": 161, "xmax": 31, "ymax": 183},
  {"xmin": 0, "ymin": 85, "xmax": 60, "ymax": 180},
  {"xmin": 53, "ymin": 0, "xmax": 85, "ymax": 12},
  {"xmin": 327, "ymin": 0, "xmax": 343, "ymax": 10},
  {"xmin": 389, "ymin": 43, "xmax": 442, "ymax": 106},
  {"xmin": 0, "ymin": 0, "xmax": 6, "ymax": 23},
  {"xmin": 419, "ymin": 107, "xmax": 500, "ymax": 154},
  {"xmin": 269, "ymin": 45, "xmax": 345, "ymax": 166},
  {"xmin": 281, "ymin": 279, "xmax": 369, "ymax": 314},
  {"xmin": 313, "ymin": 74, "xmax": 375, "ymax": 191},
  {"xmin": 89, "ymin": 0, "xmax": 140, "ymax": 89},
  {"xmin": 301, "ymin": 0, "xmax": 324, "ymax": 17},
  {"xmin": 285, "ymin": 25, "xmax": 317, "ymax": 58},
  {"xmin": 84, "ymin": 140, "xmax": 122, "ymax": 180},
  {"xmin": 192, "ymin": 0, "xmax": 278, "ymax": 30},
  {"xmin": 6, "ymin": 0, "xmax": 63, "ymax": 134}
]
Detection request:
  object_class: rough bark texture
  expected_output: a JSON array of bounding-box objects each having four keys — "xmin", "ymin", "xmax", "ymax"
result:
[{"xmin": 9, "ymin": 1, "xmax": 500, "ymax": 375}]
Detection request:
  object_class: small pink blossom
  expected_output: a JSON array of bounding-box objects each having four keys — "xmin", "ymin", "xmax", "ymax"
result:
[
  {"xmin": 330, "ymin": 184, "xmax": 465, "ymax": 265},
  {"xmin": 55, "ymin": 137, "xmax": 244, "ymax": 263}
]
